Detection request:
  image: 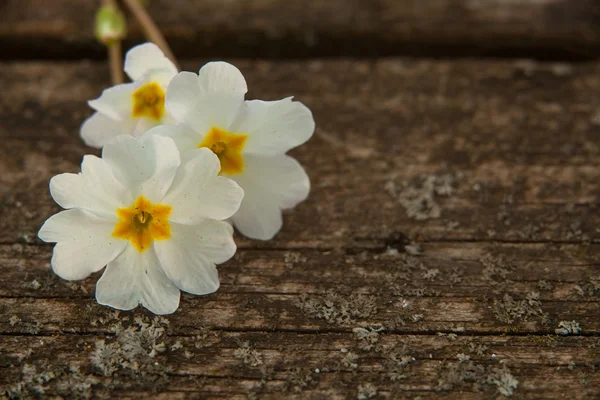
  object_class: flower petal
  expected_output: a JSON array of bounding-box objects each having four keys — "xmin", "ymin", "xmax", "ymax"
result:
[
  {"xmin": 102, "ymin": 135, "xmax": 180, "ymax": 203},
  {"xmin": 161, "ymin": 148, "xmax": 244, "ymax": 224},
  {"xmin": 230, "ymin": 154, "xmax": 310, "ymax": 240},
  {"xmin": 233, "ymin": 97, "xmax": 315, "ymax": 156},
  {"xmin": 130, "ymin": 115, "xmax": 170, "ymax": 138},
  {"xmin": 231, "ymin": 191, "xmax": 282, "ymax": 241},
  {"xmin": 88, "ymin": 82, "xmax": 137, "ymax": 121},
  {"xmin": 183, "ymin": 220, "xmax": 236, "ymax": 264},
  {"xmin": 38, "ymin": 209, "xmax": 126, "ymax": 280},
  {"xmin": 80, "ymin": 112, "xmax": 135, "ymax": 148},
  {"xmin": 197, "ymin": 61, "xmax": 247, "ymax": 95},
  {"xmin": 166, "ymin": 72, "xmax": 245, "ymax": 135},
  {"xmin": 144, "ymin": 123, "xmax": 199, "ymax": 153},
  {"xmin": 154, "ymin": 221, "xmax": 234, "ymax": 295},
  {"xmin": 96, "ymin": 245, "xmax": 180, "ymax": 314},
  {"xmin": 124, "ymin": 42, "xmax": 177, "ymax": 81},
  {"xmin": 95, "ymin": 253, "xmax": 139, "ymax": 312},
  {"xmin": 164, "ymin": 71, "xmax": 201, "ymax": 124},
  {"xmin": 138, "ymin": 248, "xmax": 181, "ymax": 314},
  {"xmin": 49, "ymin": 155, "xmax": 127, "ymax": 214}
]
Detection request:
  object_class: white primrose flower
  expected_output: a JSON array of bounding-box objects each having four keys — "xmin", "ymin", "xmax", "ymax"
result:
[
  {"xmin": 151, "ymin": 62, "xmax": 315, "ymax": 240},
  {"xmin": 80, "ymin": 42, "xmax": 178, "ymax": 148},
  {"xmin": 38, "ymin": 135, "xmax": 244, "ymax": 315}
]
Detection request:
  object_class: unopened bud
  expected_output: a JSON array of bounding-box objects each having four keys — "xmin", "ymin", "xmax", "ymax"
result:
[{"xmin": 95, "ymin": 5, "xmax": 127, "ymax": 45}]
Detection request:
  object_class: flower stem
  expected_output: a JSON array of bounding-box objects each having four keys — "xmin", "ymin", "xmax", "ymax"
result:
[
  {"xmin": 121, "ymin": 0, "xmax": 180, "ymax": 69},
  {"xmin": 108, "ymin": 41, "xmax": 125, "ymax": 85},
  {"xmin": 98, "ymin": 0, "xmax": 126, "ymax": 84}
]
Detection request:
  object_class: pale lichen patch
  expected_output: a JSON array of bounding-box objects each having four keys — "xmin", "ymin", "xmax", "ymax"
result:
[
  {"xmin": 353, "ymin": 324, "xmax": 385, "ymax": 351},
  {"xmin": 234, "ymin": 339, "xmax": 263, "ymax": 367},
  {"xmin": 284, "ymin": 368, "xmax": 318, "ymax": 393},
  {"xmin": 357, "ymin": 383, "xmax": 377, "ymax": 400},
  {"xmin": 493, "ymin": 292, "xmax": 549, "ymax": 325},
  {"xmin": 437, "ymin": 359, "xmax": 519, "ymax": 397},
  {"xmin": 555, "ymin": 320, "xmax": 581, "ymax": 336},
  {"xmin": 295, "ymin": 293, "xmax": 377, "ymax": 326},
  {"xmin": 386, "ymin": 172, "xmax": 460, "ymax": 220}
]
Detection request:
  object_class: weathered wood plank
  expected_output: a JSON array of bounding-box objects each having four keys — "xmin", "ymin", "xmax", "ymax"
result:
[
  {"xmin": 1, "ymin": 243, "xmax": 599, "ymax": 337},
  {"xmin": 2, "ymin": 0, "xmax": 600, "ymax": 59},
  {"xmin": 1, "ymin": 60, "xmax": 600, "ymax": 247},
  {"xmin": 3, "ymin": 332, "xmax": 596, "ymax": 364},
  {"xmin": 2, "ymin": 295, "xmax": 598, "ymax": 336},
  {"xmin": 1, "ymin": 331, "xmax": 599, "ymax": 398},
  {"xmin": 2, "ymin": 244, "xmax": 599, "ymax": 297},
  {"xmin": 1, "ymin": 58, "xmax": 599, "ymax": 398}
]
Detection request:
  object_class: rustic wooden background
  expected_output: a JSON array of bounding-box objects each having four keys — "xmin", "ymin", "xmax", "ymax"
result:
[{"xmin": 1, "ymin": 0, "xmax": 599, "ymax": 399}]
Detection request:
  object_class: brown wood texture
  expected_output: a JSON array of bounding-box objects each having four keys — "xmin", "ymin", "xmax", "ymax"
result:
[
  {"xmin": 0, "ymin": 59, "xmax": 599, "ymax": 398},
  {"xmin": 2, "ymin": 0, "xmax": 600, "ymax": 59}
]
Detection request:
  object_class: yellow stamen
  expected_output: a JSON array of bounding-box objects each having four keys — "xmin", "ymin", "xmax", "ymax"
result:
[
  {"xmin": 210, "ymin": 141, "xmax": 227, "ymax": 155},
  {"xmin": 138, "ymin": 211, "xmax": 149, "ymax": 223},
  {"xmin": 198, "ymin": 127, "xmax": 248, "ymax": 175},
  {"xmin": 131, "ymin": 82, "xmax": 165, "ymax": 120},
  {"xmin": 112, "ymin": 196, "xmax": 172, "ymax": 252}
]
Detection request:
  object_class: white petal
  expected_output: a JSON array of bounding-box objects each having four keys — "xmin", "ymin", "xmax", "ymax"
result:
[
  {"xmin": 88, "ymin": 83, "xmax": 137, "ymax": 121},
  {"xmin": 80, "ymin": 112, "xmax": 134, "ymax": 148},
  {"xmin": 96, "ymin": 246, "xmax": 180, "ymax": 314},
  {"xmin": 95, "ymin": 247, "xmax": 138, "ymax": 311},
  {"xmin": 144, "ymin": 123, "xmax": 199, "ymax": 154},
  {"xmin": 164, "ymin": 71, "xmax": 201, "ymax": 124},
  {"xmin": 154, "ymin": 221, "xmax": 234, "ymax": 295},
  {"xmin": 124, "ymin": 42, "xmax": 178, "ymax": 81},
  {"xmin": 197, "ymin": 93, "xmax": 245, "ymax": 131},
  {"xmin": 164, "ymin": 63, "xmax": 246, "ymax": 127},
  {"xmin": 166, "ymin": 72, "xmax": 245, "ymax": 135},
  {"xmin": 197, "ymin": 62, "xmax": 247, "ymax": 95},
  {"xmin": 231, "ymin": 192, "xmax": 282, "ymax": 241},
  {"xmin": 146, "ymin": 69, "xmax": 178, "ymax": 88},
  {"xmin": 49, "ymin": 155, "xmax": 127, "ymax": 214},
  {"xmin": 130, "ymin": 115, "xmax": 167, "ymax": 138},
  {"xmin": 185, "ymin": 93, "xmax": 245, "ymax": 137},
  {"xmin": 38, "ymin": 209, "xmax": 126, "ymax": 280},
  {"xmin": 102, "ymin": 135, "xmax": 180, "ymax": 202},
  {"xmin": 185, "ymin": 220, "xmax": 236, "ymax": 264},
  {"xmin": 246, "ymin": 154, "xmax": 310, "ymax": 209},
  {"xmin": 230, "ymin": 154, "xmax": 310, "ymax": 240},
  {"xmin": 233, "ymin": 98, "xmax": 315, "ymax": 156},
  {"xmin": 161, "ymin": 148, "xmax": 244, "ymax": 224},
  {"xmin": 138, "ymin": 248, "xmax": 181, "ymax": 314}
]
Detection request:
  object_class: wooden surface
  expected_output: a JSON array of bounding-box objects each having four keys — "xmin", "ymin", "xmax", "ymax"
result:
[
  {"xmin": 2, "ymin": 0, "xmax": 600, "ymax": 59},
  {"xmin": 1, "ymin": 58, "xmax": 599, "ymax": 399},
  {"xmin": 1, "ymin": 0, "xmax": 600, "ymax": 398}
]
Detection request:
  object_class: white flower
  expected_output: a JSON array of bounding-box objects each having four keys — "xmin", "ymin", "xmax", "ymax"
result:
[
  {"xmin": 151, "ymin": 62, "xmax": 315, "ymax": 240},
  {"xmin": 80, "ymin": 43, "xmax": 178, "ymax": 148},
  {"xmin": 38, "ymin": 134, "xmax": 244, "ymax": 314}
]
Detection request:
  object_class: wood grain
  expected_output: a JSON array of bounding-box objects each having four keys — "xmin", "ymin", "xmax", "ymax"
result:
[
  {"xmin": 1, "ymin": 59, "xmax": 599, "ymax": 398},
  {"xmin": 2, "ymin": 0, "xmax": 600, "ymax": 59},
  {"xmin": 1, "ymin": 60, "xmax": 599, "ymax": 246}
]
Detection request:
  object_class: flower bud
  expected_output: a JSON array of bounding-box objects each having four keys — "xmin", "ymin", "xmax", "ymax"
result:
[{"xmin": 95, "ymin": 5, "xmax": 127, "ymax": 45}]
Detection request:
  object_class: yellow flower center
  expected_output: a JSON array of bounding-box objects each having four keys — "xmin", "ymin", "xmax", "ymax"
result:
[
  {"xmin": 112, "ymin": 196, "xmax": 172, "ymax": 253},
  {"xmin": 198, "ymin": 127, "xmax": 248, "ymax": 175},
  {"xmin": 131, "ymin": 82, "xmax": 165, "ymax": 120}
]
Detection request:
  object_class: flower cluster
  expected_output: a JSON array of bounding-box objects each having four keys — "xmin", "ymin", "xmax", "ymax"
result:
[{"xmin": 39, "ymin": 43, "xmax": 315, "ymax": 314}]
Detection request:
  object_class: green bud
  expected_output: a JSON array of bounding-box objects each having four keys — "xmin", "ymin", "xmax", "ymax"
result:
[{"xmin": 95, "ymin": 5, "xmax": 127, "ymax": 45}]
